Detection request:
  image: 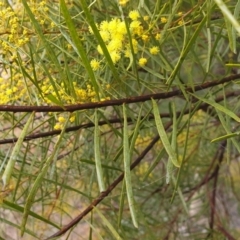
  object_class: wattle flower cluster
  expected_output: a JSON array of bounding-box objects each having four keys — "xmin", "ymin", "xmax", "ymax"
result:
[{"xmin": 89, "ymin": 10, "xmax": 160, "ymax": 70}]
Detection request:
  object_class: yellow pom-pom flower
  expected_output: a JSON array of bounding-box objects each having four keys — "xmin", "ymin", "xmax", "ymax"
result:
[
  {"xmin": 161, "ymin": 17, "xmax": 167, "ymax": 23},
  {"xmin": 150, "ymin": 46, "xmax": 159, "ymax": 55},
  {"xmin": 129, "ymin": 10, "xmax": 140, "ymax": 21},
  {"xmin": 70, "ymin": 115, "xmax": 75, "ymax": 122},
  {"xmin": 130, "ymin": 20, "xmax": 143, "ymax": 36},
  {"xmin": 142, "ymin": 34, "xmax": 149, "ymax": 42},
  {"xmin": 119, "ymin": 0, "xmax": 129, "ymax": 6},
  {"xmin": 110, "ymin": 51, "xmax": 121, "ymax": 64},
  {"xmin": 58, "ymin": 116, "xmax": 65, "ymax": 123},
  {"xmin": 100, "ymin": 21, "xmax": 109, "ymax": 31},
  {"xmin": 54, "ymin": 123, "xmax": 62, "ymax": 130},
  {"xmin": 155, "ymin": 33, "xmax": 161, "ymax": 40},
  {"xmin": 143, "ymin": 15, "xmax": 150, "ymax": 21},
  {"xmin": 90, "ymin": 59, "xmax": 100, "ymax": 71},
  {"xmin": 97, "ymin": 45, "xmax": 103, "ymax": 55},
  {"xmin": 139, "ymin": 57, "xmax": 147, "ymax": 67},
  {"xmin": 178, "ymin": 20, "xmax": 183, "ymax": 26}
]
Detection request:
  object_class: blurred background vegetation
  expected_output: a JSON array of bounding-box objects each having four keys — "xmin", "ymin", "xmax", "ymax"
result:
[{"xmin": 0, "ymin": 0, "xmax": 240, "ymax": 239}]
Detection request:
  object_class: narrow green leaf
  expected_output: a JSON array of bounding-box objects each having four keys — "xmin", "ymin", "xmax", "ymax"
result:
[
  {"xmin": 224, "ymin": 13, "xmax": 235, "ymax": 53},
  {"xmin": 214, "ymin": 0, "xmax": 240, "ymax": 35},
  {"xmin": 129, "ymin": 105, "xmax": 143, "ymax": 156},
  {"xmin": 152, "ymin": 99, "xmax": 180, "ymax": 167},
  {"xmin": 166, "ymin": 155, "xmax": 174, "ymax": 183},
  {"xmin": 79, "ymin": 0, "xmax": 119, "ymax": 82},
  {"xmin": 125, "ymin": 20, "xmax": 140, "ymax": 82},
  {"xmin": 211, "ymin": 132, "xmax": 240, "ymax": 143},
  {"xmin": 0, "ymin": 216, "xmax": 38, "ymax": 238},
  {"xmin": 12, "ymin": 143, "xmax": 29, "ymax": 202},
  {"xmin": 21, "ymin": 115, "xmax": 70, "ymax": 236},
  {"xmin": 2, "ymin": 112, "xmax": 35, "ymax": 188},
  {"xmin": 167, "ymin": 14, "xmax": 207, "ymax": 86},
  {"xmin": 123, "ymin": 104, "xmax": 138, "ymax": 228},
  {"xmin": 159, "ymin": 0, "xmax": 182, "ymax": 46},
  {"xmin": 226, "ymin": 63, "xmax": 240, "ymax": 67},
  {"xmin": 232, "ymin": 0, "xmax": 240, "ymax": 53},
  {"xmin": 190, "ymin": 93, "xmax": 240, "ymax": 122},
  {"xmin": 18, "ymin": 52, "xmax": 43, "ymax": 100},
  {"xmin": 140, "ymin": 66, "xmax": 165, "ymax": 80},
  {"xmin": 212, "ymin": 110, "xmax": 240, "ymax": 153},
  {"xmin": 80, "ymin": 159, "xmax": 122, "ymax": 172},
  {"xmin": 45, "ymin": 94, "xmax": 65, "ymax": 108},
  {"xmin": 166, "ymin": 102, "xmax": 177, "ymax": 184},
  {"xmin": 118, "ymin": 181, "xmax": 126, "ymax": 228},
  {"xmin": 3, "ymin": 200, "xmax": 60, "ymax": 229},
  {"xmin": 172, "ymin": 176, "xmax": 189, "ymax": 214},
  {"xmin": 94, "ymin": 109, "xmax": 106, "ymax": 192},
  {"xmin": 143, "ymin": 148, "xmax": 165, "ymax": 181},
  {"xmin": 171, "ymin": 107, "xmax": 191, "ymax": 203},
  {"xmin": 0, "ymin": 148, "xmax": 11, "ymax": 174},
  {"xmin": 94, "ymin": 207, "xmax": 123, "ymax": 240},
  {"xmin": 206, "ymin": 28, "xmax": 211, "ymax": 72},
  {"xmin": 84, "ymin": 220, "xmax": 104, "ymax": 240},
  {"xmin": 43, "ymin": 177, "xmax": 90, "ymax": 199},
  {"xmin": 60, "ymin": 0, "xmax": 100, "ymax": 99},
  {"xmin": 21, "ymin": 0, "xmax": 62, "ymax": 102}
]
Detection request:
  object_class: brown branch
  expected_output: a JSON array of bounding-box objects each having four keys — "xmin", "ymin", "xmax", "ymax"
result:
[
  {"xmin": 45, "ymin": 133, "xmax": 161, "ymax": 239},
  {"xmin": 209, "ymin": 141, "xmax": 226, "ymax": 231},
  {"xmin": 184, "ymin": 142, "xmax": 224, "ymax": 194},
  {"xmin": 0, "ymin": 114, "xmax": 160, "ymax": 145},
  {"xmin": 0, "ymin": 74, "xmax": 240, "ymax": 113},
  {"xmin": 163, "ymin": 140, "xmax": 227, "ymax": 239},
  {"xmin": 1, "ymin": 89, "xmax": 239, "ymax": 145},
  {"xmin": 217, "ymin": 224, "xmax": 236, "ymax": 240}
]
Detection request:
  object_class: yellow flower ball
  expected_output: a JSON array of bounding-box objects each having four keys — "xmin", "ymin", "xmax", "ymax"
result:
[
  {"xmin": 142, "ymin": 34, "xmax": 149, "ymax": 42},
  {"xmin": 70, "ymin": 115, "xmax": 75, "ymax": 122},
  {"xmin": 90, "ymin": 59, "xmax": 100, "ymax": 71},
  {"xmin": 58, "ymin": 116, "xmax": 66, "ymax": 123},
  {"xmin": 150, "ymin": 46, "xmax": 159, "ymax": 55},
  {"xmin": 138, "ymin": 57, "xmax": 147, "ymax": 67},
  {"xmin": 54, "ymin": 123, "xmax": 62, "ymax": 130},
  {"xmin": 155, "ymin": 33, "xmax": 161, "ymax": 40},
  {"xmin": 129, "ymin": 10, "xmax": 140, "ymax": 21},
  {"xmin": 161, "ymin": 17, "xmax": 167, "ymax": 23},
  {"xmin": 119, "ymin": 0, "xmax": 129, "ymax": 6},
  {"xmin": 143, "ymin": 15, "xmax": 150, "ymax": 21}
]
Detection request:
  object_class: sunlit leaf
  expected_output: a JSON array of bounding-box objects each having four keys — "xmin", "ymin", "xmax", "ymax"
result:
[
  {"xmin": 123, "ymin": 104, "xmax": 138, "ymax": 228},
  {"xmin": 152, "ymin": 99, "xmax": 180, "ymax": 167},
  {"xmin": 2, "ymin": 112, "xmax": 35, "ymax": 188},
  {"xmin": 94, "ymin": 109, "xmax": 106, "ymax": 192}
]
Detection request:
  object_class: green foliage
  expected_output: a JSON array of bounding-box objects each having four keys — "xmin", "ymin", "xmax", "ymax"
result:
[{"xmin": 0, "ymin": 0, "xmax": 240, "ymax": 239}]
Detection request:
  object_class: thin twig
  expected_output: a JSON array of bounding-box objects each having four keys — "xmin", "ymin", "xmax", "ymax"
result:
[
  {"xmin": 1, "ymin": 89, "xmax": 239, "ymax": 145},
  {"xmin": 217, "ymin": 223, "xmax": 236, "ymax": 240},
  {"xmin": 0, "ymin": 74, "xmax": 240, "ymax": 113},
  {"xmin": 209, "ymin": 141, "xmax": 226, "ymax": 232},
  {"xmin": 45, "ymin": 134, "xmax": 161, "ymax": 239},
  {"xmin": 163, "ymin": 141, "xmax": 227, "ymax": 239}
]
